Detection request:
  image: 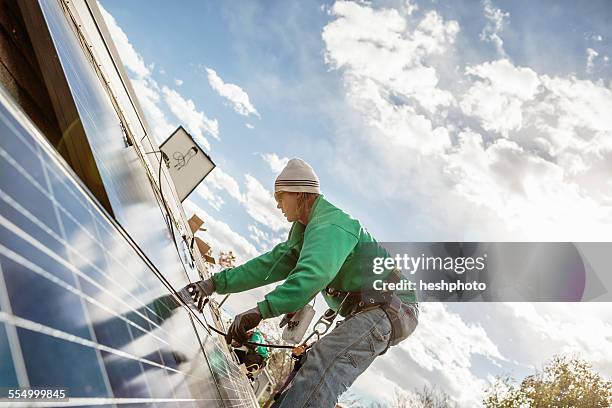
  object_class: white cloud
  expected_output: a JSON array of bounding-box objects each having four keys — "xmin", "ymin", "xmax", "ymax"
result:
[
  {"xmin": 323, "ymin": 0, "xmax": 612, "ymax": 242},
  {"xmin": 466, "ymin": 59, "xmax": 541, "ymax": 100},
  {"xmin": 480, "ymin": 0, "xmax": 509, "ymax": 57},
  {"xmin": 193, "ymin": 183, "xmax": 225, "ymax": 211},
  {"xmin": 182, "ymin": 201, "xmax": 258, "ymax": 264},
  {"xmin": 174, "ymin": 78, "xmax": 183, "ymax": 86},
  {"xmin": 448, "ymin": 70, "xmax": 612, "ymax": 239},
  {"xmin": 401, "ymin": 0, "xmax": 418, "ymax": 16},
  {"xmin": 130, "ymin": 77, "xmax": 176, "ymax": 143},
  {"xmin": 243, "ymin": 174, "xmax": 290, "ymax": 232},
  {"xmin": 206, "ymin": 168, "xmax": 290, "ymax": 232},
  {"xmin": 162, "ymin": 86, "xmax": 219, "ymax": 150},
  {"xmin": 248, "ymin": 225, "xmax": 282, "ymax": 251},
  {"xmin": 472, "ymin": 303, "xmax": 612, "ymax": 376},
  {"xmin": 246, "ymin": 123, "xmax": 255, "ymax": 129},
  {"xmin": 98, "ymin": 5, "xmax": 151, "ymax": 78},
  {"xmin": 260, "ymin": 153, "xmax": 289, "ymax": 173},
  {"xmin": 205, "ymin": 67, "xmax": 261, "ymax": 118},
  {"xmin": 99, "ymin": 3, "xmax": 177, "ymax": 143},
  {"xmin": 348, "ymin": 367, "xmax": 409, "ymax": 406},
  {"xmin": 354, "ymin": 303, "xmax": 506, "ymax": 406},
  {"xmin": 207, "ymin": 167, "xmax": 245, "ymax": 203},
  {"xmin": 322, "ymin": 1, "xmax": 459, "ymax": 116},
  {"xmin": 586, "ymin": 47, "xmax": 599, "ymax": 73},
  {"xmin": 460, "ymin": 59, "xmax": 540, "ymax": 135},
  {"xmin": 587, "ymin": 34, "xmax": 603, "ymax": 42}
]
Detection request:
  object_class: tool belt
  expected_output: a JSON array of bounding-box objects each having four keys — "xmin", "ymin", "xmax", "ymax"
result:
[{"xmin": 324, "ymin": 269, "xmax": 418, "ymax": 354}]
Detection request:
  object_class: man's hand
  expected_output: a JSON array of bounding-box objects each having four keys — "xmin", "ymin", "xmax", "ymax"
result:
[
  {"xmin": 226, "ymin": 307, "xmax": 262, "ymax": 345},
  {"xmin": 179, "ymin": 278, "xmax": 215, "ymax": 312}
]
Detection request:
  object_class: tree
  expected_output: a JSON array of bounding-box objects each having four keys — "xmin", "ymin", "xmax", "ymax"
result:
[
  {"xmin": 412, "ymin": 386, "xmax": 458, "ymax": 408},
  {"xmin": 362, "ymin": 386, "xmax": 457, "ymax": 408},
  {"xmin": 484, "ymin": 355, "xmax": 612, "ymax": 408},
  {"xmin": 339, "ymin": 390, "xmax": 369, "ymax": 407}
]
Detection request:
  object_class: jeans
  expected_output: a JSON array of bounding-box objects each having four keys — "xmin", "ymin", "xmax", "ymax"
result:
[{"xmin": 273, "ymin": 306, "xmax": 415, "ymax": 408}]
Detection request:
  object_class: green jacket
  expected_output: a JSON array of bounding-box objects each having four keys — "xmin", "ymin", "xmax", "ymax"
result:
[{"xmin": 213, "ymin": 195, "xmax": 416, "ymax": 319}]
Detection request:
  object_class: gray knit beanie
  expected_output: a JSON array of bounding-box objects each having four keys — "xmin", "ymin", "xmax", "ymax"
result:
[{"xmin": 274, "ymin": 158, "xmax": 321, "ymax": 194}]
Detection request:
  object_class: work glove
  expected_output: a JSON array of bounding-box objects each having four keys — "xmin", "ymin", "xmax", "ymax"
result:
[
  {"xmin": 226, "ymin": 306, "xmax": 262, "ymax": 345},
  {"xmin": 178, "ymin": 278, "xmax": 215, "ymax": 312},
  {"xmin": 279, "ymin": 313, "xmax": 296, "ymax": 328}
]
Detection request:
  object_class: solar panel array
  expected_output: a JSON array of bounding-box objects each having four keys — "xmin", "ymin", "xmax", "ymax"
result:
[
  {"xmin": 0, "ymin": 59, "xmax": 257, "ymax": 408},
  {"xmin": 0, "ymin": 0, "xmax": 262, "ymax": 404}
]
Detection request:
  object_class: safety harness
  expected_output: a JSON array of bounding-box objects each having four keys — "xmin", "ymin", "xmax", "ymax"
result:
[{"xmin": 325, "ymin": 268, "xmax": 417, "ymax": 345}]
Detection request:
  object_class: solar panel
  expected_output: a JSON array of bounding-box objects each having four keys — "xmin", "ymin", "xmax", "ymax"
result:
[
  {"xmin": 0, "ymin": 89, "xmax": 259, "ymax": 407},
  {"xmin": 0, "ymin": 23, "xmax": 258, "ymax": 408}
]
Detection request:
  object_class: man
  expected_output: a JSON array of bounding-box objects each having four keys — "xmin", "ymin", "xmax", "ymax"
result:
[{"xmin": 186, "ymin": 158, "xmax": 418, "ymax": 407}]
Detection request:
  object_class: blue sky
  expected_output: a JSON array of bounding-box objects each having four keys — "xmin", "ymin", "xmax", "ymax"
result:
[
  {"xmin": 99, "ymin": 0, "xmax": 612, "ymax": 244},
  {"xmin": 99, "ymin": 0, "xmax": 612, "ymax": 405}
]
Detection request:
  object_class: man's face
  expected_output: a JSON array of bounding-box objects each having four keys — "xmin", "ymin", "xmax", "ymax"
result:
[{"xmin": 275, "ymin": 191, "xmax": 299, "ymax": 222}]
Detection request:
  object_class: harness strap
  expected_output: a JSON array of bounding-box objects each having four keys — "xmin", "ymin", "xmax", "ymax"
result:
[
  {"xmin": 324, "ymin": 267, "xmax": 418, "ymax": 355},
  {"xmin": 324, "ymin": 267, "xmax": 402, "ymax": 298}
]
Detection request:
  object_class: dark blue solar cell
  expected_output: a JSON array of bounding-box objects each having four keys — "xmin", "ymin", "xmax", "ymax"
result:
[
  {"xmin": 126, "ymin": 309, "xmax": 151, "ymax": 334},
  {"xmin": 17, "ymin": 327, "xmax": 110, "ymax": 397},
  {"xmin": 0, "ymin": 108, "xmax": 38, "ymax": 153},
  {"xmin": 157, "ymin": 348, "xmax": 180, "ymax": 372},
  {"xmin": 59, "ymin": 213, "xmax": 107, "ymax": 283},
  {"xmin": 101, "ymin": 350, "xmax": 152, "ymax": 399},
  {"xmin": 0, "ymin": 322, "xmax": 19, "ymax": 388},
  {"xmin": 0, "ymin": 164, "xmax": 62, "ymax": 255},
  {"xmin": 0, "ymin": 140, "xmax": 53, "ymax": 218},
  {"xmin": 147, "ymin": 294, "xmax": 181, "ymax": 325},
  {"xmin": 0, "ymin": 216, "xmax": 74, "ymax": 286},
  {"xmin": 0, "ymin": 199, "xmax": 62, "ymax": 268},
  {"xmin": 91, "ymin": 310, "xmax": 134, "ymax": 350},
  {"xmin": 0, "ymin": 118, "xmax": 42, "ymax": 181},
  {"xmin": 0, "ymin": 255, "xmax": 91, "ymax": 340},
  {"xmin": 46, "ymin": 164, "xmax": 94, "ymax": 230}
]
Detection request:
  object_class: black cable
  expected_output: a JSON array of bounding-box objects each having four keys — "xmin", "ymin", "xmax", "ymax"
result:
[
  {"xmin": 149, "ymin": 150, "xmax": 194, "ymax": 283},
  {"xmin": 148, "ymin": 151, "xmax": 173, "ymax": 232},
  {"xmin": 206, "ymin": 322, "xmax": 294, "ymax": 350},
  {"xmin": 218, "ymin": 294, "xmax": 230, "ymax": 308},
  {"xmin": 195, "ymin": 298, "xmax": 295, "ymax": 350},
  {"xmin": 152, "ymin": 151, "xmax": 201, "ymax": 282}
]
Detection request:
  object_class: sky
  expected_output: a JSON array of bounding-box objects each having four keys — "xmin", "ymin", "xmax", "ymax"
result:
[{"xmin": 98, "ymin": 1, "xmax": 612, "ymax": 406}]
